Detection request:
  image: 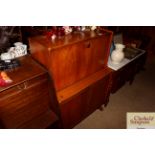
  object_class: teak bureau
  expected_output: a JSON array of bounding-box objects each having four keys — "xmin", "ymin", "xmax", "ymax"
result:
[{"xmin": 29, "ymin": 30, "xmax": 113, "ymax": 128}]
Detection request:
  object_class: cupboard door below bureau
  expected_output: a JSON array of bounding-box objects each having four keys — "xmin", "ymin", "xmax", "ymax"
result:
[
  {"xmin": 57, "ymin": 68, "xmax": 112, "ymax": 128},
  {"xmin": 59, "ymin": 89, "xmax": 89, "ymax": 129},
  {"xmin": 0, "ymin": 74, "xmax": 58, "ymax": 129}
]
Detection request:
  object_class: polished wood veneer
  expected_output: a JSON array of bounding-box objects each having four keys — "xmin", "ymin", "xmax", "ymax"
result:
[
  {"xmin": 57, "ymin": 68, "xmax": 112, "ymax": 104},
  {"xmin": 29, "ymin": 29, "xmax": 113, "ymax": 128},
  {"xmin": 29, "ymin": 31, "xmax": 112, "ymax": 91}
]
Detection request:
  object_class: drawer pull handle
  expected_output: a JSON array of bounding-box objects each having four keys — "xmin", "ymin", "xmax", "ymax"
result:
[
  {"xmin": 85, "ymin": 42, "xmax": 91, "ymax": 48},
  {"xmin": 17, "ymin": 82, "xmax": 27, "ymax": 90}
]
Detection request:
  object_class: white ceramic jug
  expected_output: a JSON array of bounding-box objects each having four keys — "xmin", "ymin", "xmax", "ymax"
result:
[{"xmin": 111, "ymin": 43, "xmax": 125, "ymax": 64}]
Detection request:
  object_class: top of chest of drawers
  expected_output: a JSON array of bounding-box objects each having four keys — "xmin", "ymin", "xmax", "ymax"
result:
[{"xmin": 0, "ymin": 56, "xmax": 47, "ymax": 92}]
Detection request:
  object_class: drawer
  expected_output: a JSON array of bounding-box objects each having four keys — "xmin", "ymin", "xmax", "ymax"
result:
[
  {"xmin": 0, "ymin": 73, "xmax": 48, "ymax": 100},
  {"xmin": 0, "ymin": 73, "xmax": 54, "ymax": 128}
]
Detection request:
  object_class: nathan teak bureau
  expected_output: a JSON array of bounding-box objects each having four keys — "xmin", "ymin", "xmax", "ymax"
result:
[{"xmin": 29, "ymin": 29, "xmax": 113, "ymax": 128}]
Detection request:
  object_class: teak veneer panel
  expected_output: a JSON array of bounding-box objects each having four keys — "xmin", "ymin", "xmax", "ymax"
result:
[
  {"xmin": 59, "ymin": 70, "xmax": 112, "ymax": 128},
  {"xmin": 57, "ymin": 67, "xmax": 112, "ymax": 104}
]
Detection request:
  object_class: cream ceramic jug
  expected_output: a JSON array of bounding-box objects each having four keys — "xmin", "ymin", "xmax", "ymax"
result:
[{"xmin": 111, "ymin": 43, "xmax": 125, "ymax": 64}]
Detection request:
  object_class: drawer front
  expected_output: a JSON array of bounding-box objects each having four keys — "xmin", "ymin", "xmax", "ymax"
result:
[
  {"xmin": 0, "ymin": 73, "xmax": 53, "ymax": 128},
  {"xmin": 0, "ymin": 74, "xmax": 48, "ymax": 100},
  {"xmin": 50, "ymin": 36, "xmax": 110, "ymax": 91}
]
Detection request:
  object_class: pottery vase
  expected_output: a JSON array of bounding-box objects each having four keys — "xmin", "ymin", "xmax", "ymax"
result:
[{"xmin": 111, "ymin": 43, "xmax": 125, "ymax": 64}]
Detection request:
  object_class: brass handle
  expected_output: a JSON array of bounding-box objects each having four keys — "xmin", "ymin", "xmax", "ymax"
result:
[{"xmin": 17, "ymin": 82, "xmax": 27, "ymax": 90}]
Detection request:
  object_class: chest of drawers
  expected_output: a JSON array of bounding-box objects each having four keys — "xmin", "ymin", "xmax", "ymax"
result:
[{"xmin": 0, "ymin": 56, "xmax": 58, "ymax": 128}]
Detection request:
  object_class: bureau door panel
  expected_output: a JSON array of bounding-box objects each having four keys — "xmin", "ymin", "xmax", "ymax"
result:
[
  {"xmin": 49, "ymin": 36, "xmax": 110, "ymax": 91},
  {"xmin": 50, "ymin": 43, "xmax": 83, "ymax": 91},
  {"xmin": 0, "ymin": 77, "xmax": 53, "ymax": 128},
  {"xmin": 60, "ymin": 89, "xmax": 89, "ymax": 128}
]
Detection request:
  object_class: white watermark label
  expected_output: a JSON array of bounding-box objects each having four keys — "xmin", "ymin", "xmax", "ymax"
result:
[{"xmin": 127, "ymin": 113, "xmax": 155, "ymax": 129}]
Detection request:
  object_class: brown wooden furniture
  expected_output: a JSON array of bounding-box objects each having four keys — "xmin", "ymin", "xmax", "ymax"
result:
[
  {"xmin": 29, "ymin": 29, "xmax": 113, "ymax": 128},
  {"xmin": 111, "ymin": 50, "xmax": 147, "ymax": 93},
  {"xmin": 0, "ymin": 56, "xmax": 59, "ymax": 129}
]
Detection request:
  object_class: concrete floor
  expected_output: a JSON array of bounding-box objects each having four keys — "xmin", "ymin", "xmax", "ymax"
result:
[{"xmin": 74, "ymin": 57, "xmax": 155, "ymax": 129}]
